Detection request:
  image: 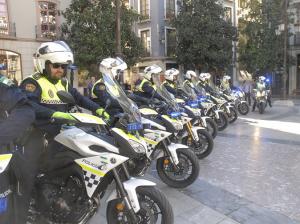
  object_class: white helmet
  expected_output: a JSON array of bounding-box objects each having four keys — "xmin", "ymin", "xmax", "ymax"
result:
[
  {"xmin": 259, "ymin": 76, "xmax": 266, "ymax": 82},
  {"xmin": 199, "ymin": 73, "xmax": 211, "ymax": 81},
  {"xmin": 223, "ymin": 75, "xmax": 231, "ymax": 82},
  {"xmin": 185, "ymin": 70, "xmax": 197, "ymax": 79},
  {"xmin": 99, "ymin": 57, "xmax": 127, "ymax": 79},
  {"xmin": 143, "ymin": 65, "xmax": 162, "ymax": 80},
  {"xmin": 34, "ymin": 41, "xmax": 74, "ymax": 74},
  {"xmin": 165, "ymin": 68, "xmax": 179, "ymax": 81}
]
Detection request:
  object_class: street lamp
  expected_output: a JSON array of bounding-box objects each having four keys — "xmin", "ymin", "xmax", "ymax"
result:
[
  {"xmin": 115, "ymin": 0, "xmax": 122, "ymax": 57},
  {"xmin": 275, "ymin": 0, "xmax": 288, "ymax": 99}
]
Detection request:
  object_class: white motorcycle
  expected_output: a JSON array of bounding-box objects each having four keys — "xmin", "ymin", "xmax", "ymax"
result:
[{"xmin": 100, "ymin": 58, "xmax": 200, "ymax": 189}]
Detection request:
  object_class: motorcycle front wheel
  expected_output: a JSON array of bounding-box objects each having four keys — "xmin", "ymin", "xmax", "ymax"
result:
[
  {"xmin": 213, "ymin": 111, "xmax": 228, "ymax": 131},
  {"xmin": 237, "ymin": 102, "xmax": 249, "ymax": 115},
  {"xmin": 106, "ymin": 186, "xmax": 174, "ymax": 224},
  {"xmin": 156, "ymin": 148, "xmax": 200, "ymax": 188},
  {"xmin": 228, "ymin": 107, "xmax": 238, "ymax": 124},
  {"xmin": 182, "ymin": 129, "xmax": 214, "ymax": 159},
  {"xmin": 259, "ymin": 102, "xmax": 265, "ymax": 114},
  {"xmin": 195, "ymin": 117, "xmax": 218, "ymax": 139}
]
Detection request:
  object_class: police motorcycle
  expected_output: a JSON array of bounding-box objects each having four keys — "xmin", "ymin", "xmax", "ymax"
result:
[
  {"xmin": 100, "ymin": 58, "xmax": 199, "ymax": 189},
  {"xmin": 181, "ymin": 72, "xmax": 229, "ymax": 132},
  {"xmin": 253, "ymin": 87, "xmax": 268, "ymax": 114},
  {"xmin": 228, "ymin": 88, "xmax": 249, "ymax": 115},
  {"xmin": 203, "ymin": 85, "xmax": 238, "ymax": 124},
  {"xmin": 0, "ymin": 111, "xmax": 173, "ymax": 224},
  {"xmin": 175, "ymin": 73, "xmax": 218, "ymax": 139},
  {"xmin": 132, "ymin": 67, "xmax": 214, "ymax": 160}
]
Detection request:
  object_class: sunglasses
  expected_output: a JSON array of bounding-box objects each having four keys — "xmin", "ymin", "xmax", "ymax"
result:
[{"xmin": 52, "ymin": 63, "xmax": 68, "ymax": 69}]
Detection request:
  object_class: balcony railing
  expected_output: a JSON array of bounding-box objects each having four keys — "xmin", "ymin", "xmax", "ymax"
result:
[
  {"xmin": 293, "ymin": 33, "xmax": 300, "ymax": 46},
  {"xmin": 0, "ymin": 22, "xmax": 16, "ymax": 38},
  {"xmin": 35, "ymin": 25, "xmax": 61, "ymax": 40}
]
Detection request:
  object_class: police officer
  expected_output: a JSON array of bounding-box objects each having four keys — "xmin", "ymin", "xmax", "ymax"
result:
[
  {"xmin": 20, "ymin": 41, "xmax": 110, "ymax": 137},
  {"xmin": 134, "ymin": 65, "xmax": 164, "ymax": 101},
  {"xmin": 0, "ymin": 75, "xmax": 36, "ymax": 224},
  {"xmin": 252, "ymin": 76, "xmax": 269, "ymax": 111},
  {"xmin": 20, "ymin": 41, "xmax": 110, "ymax": 194},
  {"xmin": 220, "ymin": 75, "xmax": 231, "ymax": 95},
  {"xmin": 163, "ymin": 68, "xmax": 179, "ymax": 96},
  {"xmin": 91, "ymin": 72, "xmax": 124, "ymax": 121},
  {"xmin": 197, "ymin": 73, "xmax": 215, "ymax": 94}
]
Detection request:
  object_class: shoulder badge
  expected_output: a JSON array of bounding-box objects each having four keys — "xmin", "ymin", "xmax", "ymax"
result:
[
  {"xmin": 25, "ymin": 83, "xmax": 37, "ymax": 92},
  {"xmin": 32, "ymin": 73, "xmax": 41, "ymax": 80},
  {"xmin": 99, "ymin": 84, "xmax": 106, "ymax": 91},
  {"xmin": 48, "ymin": 89, "xmax": 54, "ymax": 98}
]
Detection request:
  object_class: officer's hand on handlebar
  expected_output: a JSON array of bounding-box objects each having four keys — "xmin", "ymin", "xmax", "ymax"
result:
[
  {"xmin": 96, "ymin": 108, "xmax": 110, "ymax": 120},
  {"xmin": 51, "ymin": 111, "xmax": 77, "ymax": 124}
]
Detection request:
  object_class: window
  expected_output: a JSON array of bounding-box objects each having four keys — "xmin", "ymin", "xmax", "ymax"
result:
[
  {"xmin": 0, "ymin": 0, "xmax": 8, "ymax": 35},
  {"xmin": 38, "ymin": 1, "xmax": 58, "ymax": 39},
  {"xmin": 0, "ymin": 50, "xmax": 22, "ymax": 83},
  {"xmin": 140, "ymin": 29, "xmax": 151, "ymax": 56},
  {"xmin": 166, "ymin": 0, "xmax": 176, "ymax": 19},
  {"xmin": 224, "ymin": 7, "xmax": 232, "ymax": 23},
  {"xmin": 166, "ymin": 28, "xmax": 176, "ymax": 57},
  {"xmin": 123, "ymin": 0, "xmax": 130, "ymax": 8},
  {"xmin": 139, "ymin": 0, "xmax": 150, "ymax": 19},
  {"xmin": 238, "ymin": 0, "xmax": 246, "ymax": 9}
]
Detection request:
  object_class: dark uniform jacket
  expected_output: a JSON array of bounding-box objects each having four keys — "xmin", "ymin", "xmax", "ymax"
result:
[
  {"xmin": 0, "ymin": 76, "xmax": 35, "ymax": 147},
  {"xmin": 20, "ymin": 74, "xmax": 100, "ymax": 136},
  {"xmin": 134, "ymin": 78, "xmax": 164, "ymax": 101}
]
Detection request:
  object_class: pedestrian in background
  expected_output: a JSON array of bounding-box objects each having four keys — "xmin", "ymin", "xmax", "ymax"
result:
[
  {"xmin": 87, "ymin": 76, "xmax": 96, "ymax": 99},
  {"xmin": 242, "ymin": 79, "xmax": 252, "ymax": 106}
]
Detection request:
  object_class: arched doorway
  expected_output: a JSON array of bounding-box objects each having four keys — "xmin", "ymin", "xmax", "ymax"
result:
[{"xmin": 0, "ymin": 50, "xmax": 22, "ymax": 84}]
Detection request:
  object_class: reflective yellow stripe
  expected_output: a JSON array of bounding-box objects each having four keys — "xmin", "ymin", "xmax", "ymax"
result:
[
  {"xmin": 71, "ymin": 113, "xmax": 106, "ymax": 125},
  {"xmin": 113, "ymin": 128, "xmax": 141, "ymax": 142},
  {"xmin": 91, "ymin": 79, "xmax": 103, "ymax": 98},
  {"xmin": 142, "ymin": 137, "xmax": 158, "ymax": 146},
  {"xmin": 25, "ymin": 75, "xmax": 68, "ymax": 104},
  {"xmin": 0, "ymin": 154, "xmax": 12, "ymax": 161},
  {"xmin": 78, "ymin": 163, "xmax": 105, "ymax": 177},
  {"xmin": 136, "ymin": 79, "xmax": 150, "ymax": 92}
]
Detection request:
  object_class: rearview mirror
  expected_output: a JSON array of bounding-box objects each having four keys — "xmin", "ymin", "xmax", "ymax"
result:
[{"xmin": 57, "ymin": 91, "xmax": 76, "ymax": 105}]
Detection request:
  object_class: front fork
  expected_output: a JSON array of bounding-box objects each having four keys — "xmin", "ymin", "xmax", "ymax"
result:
[
  {"xmin": 186, "ymin": 121, "xmax": 199, "ymax": 142},
  {"xmin": 111, "ymin": 167, "xmax": 139, "ymax": 223}
]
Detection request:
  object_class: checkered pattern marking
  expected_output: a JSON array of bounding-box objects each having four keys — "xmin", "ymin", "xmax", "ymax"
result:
[
  {"xmin": 41, "ymin": 99, "xmax": 66, "ymax": 104},
  {"xmin": 83, "ymin": 170, "xmax": 101, "ymax": 188}
]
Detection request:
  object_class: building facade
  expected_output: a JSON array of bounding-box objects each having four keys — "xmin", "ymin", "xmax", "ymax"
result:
[
  {"xmin": 289, "ymin": 0, "xmax": 300, "ymax": 95},
  {"xmin": 127, "ymin": 0, "xmax": 237, "ymax": 78},
  {"xmin": 0, "ymin": 0, "xmax": 71, "ymax": 83}
]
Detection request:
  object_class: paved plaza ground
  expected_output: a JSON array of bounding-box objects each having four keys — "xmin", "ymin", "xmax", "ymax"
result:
[{"xmin": 90, "ymin": 100, "xmax": 300, "ymax": 224}]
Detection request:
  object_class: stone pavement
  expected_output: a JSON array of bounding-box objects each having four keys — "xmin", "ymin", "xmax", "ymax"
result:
[
  {"xmin": 89, "ymin": 172, "xmax": 299, "ymax": 224},
  {"xmin": 89, "ymin": 99, "xmax": 300, "ymax": 224}
]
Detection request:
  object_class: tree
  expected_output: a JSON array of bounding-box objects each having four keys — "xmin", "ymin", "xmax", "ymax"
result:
[
  {"xmin": 61, "ymin": 0, "xmax": 143, "ymax": 73},
  {"xmin": 238, "ymin": 0, "xmax": 284, "ymax": 76},
  {"xmin": 173, "ymin": 0, "xmax": 236, "ymax": 72}
]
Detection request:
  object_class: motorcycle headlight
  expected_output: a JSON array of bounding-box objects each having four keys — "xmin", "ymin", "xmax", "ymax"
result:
[
  {"xmin": 192, "ymin": 109, "xmax": 201, "ymax": 117},
  {"xmin": 173, "ymin": 122, "xmax": 183, "ymax": 130},
  {"xmin": 128, "ymin": 140, "xmax": 146, "ymax": 153}
]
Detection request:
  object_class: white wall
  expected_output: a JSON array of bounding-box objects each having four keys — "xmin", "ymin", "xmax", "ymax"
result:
[{"xmin": 8, "ymin": 0, "xmax": 37, "ymax": 39}]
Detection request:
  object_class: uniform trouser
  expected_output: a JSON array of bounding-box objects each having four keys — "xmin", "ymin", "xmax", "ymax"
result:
[
  {"xmin": 10, "ymin": 130, "xmax": 44, "ymax": 224},
  {"xmin": 245, "ymin": 92, "xmax": 251, "ymax": 105}
]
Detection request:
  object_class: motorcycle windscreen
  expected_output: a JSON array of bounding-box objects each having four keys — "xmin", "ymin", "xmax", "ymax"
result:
[
  {"xmin": 177, "ymin": 72, "xmax": 198, "ymax": 99},
  {"xmin": 102, "ymin": 71, "xmax": 141, "ymax": 123},
  {"xmin": 192, "ymin": 76, "xmax": 206, "ymax": 96},
  {"xmin": 152, "ymin": 75, "xmax": 180, "ymax": 112}
]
